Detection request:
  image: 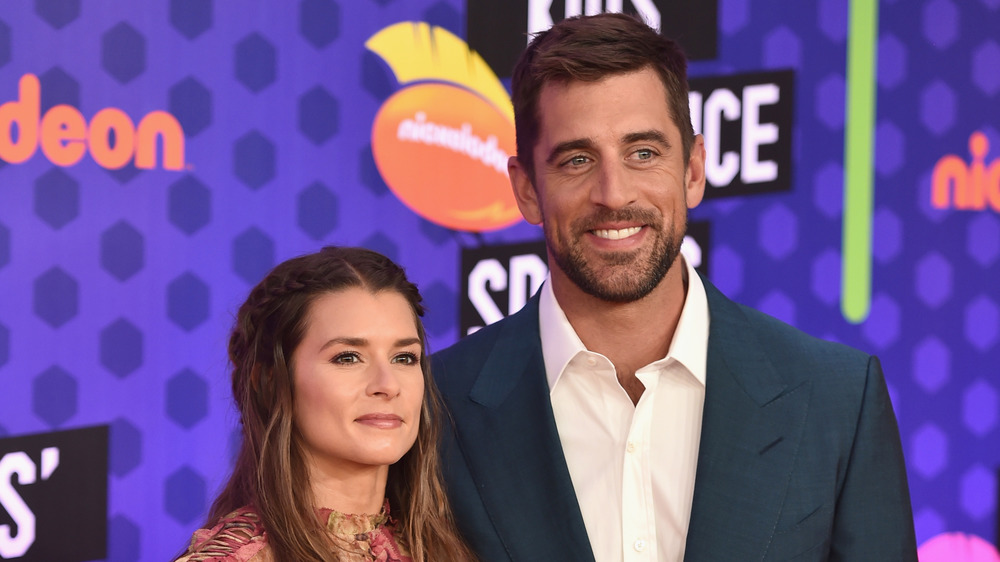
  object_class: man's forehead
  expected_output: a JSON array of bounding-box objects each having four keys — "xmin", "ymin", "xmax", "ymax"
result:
[
  {"xmin": 534, "ymin": 71, "xmax": 677, "ymax": 143},
  {"xmin": 537, "ymin": 69, "xmax": 673, "ymax": 109},
  {"xmin": 536, "ymin": 66, "xmax": 670, "ymax": 97}
]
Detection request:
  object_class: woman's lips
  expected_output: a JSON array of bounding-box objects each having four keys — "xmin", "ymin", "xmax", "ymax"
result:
[{"xmin": 355, "ymin": 413, "xmax": 403, "ymax": 429}]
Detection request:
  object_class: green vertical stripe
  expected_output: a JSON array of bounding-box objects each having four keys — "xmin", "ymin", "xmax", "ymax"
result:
[{"xmin": 842, "ymin": 0, "xmax": 879, "ymax": 324}]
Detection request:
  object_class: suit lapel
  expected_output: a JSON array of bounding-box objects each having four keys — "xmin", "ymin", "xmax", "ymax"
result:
[
  {"xmin": 452, "ymin": 297, "xmax": 596, "ymax": 561},
  {"xmin": 451, "ymin": 279, "xmax": 810, "ymax": 560},
  {"xmin": 685, "ymin": 281, "xmax": 812, "ymax": 560}
]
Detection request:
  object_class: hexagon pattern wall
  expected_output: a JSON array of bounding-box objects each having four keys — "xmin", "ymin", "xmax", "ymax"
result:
[{"xmin": 0, "ymin": 0, "xmax": 998, "ymax": 560}]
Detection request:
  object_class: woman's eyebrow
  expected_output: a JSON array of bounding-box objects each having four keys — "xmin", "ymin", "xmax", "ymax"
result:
[
  {"xmin": 319, "ymin": 337, "xmax": 421, "ymax": 351},
  {"xmin": 320, "ymin": 336, "xmax": 367, "ymax": 351}
]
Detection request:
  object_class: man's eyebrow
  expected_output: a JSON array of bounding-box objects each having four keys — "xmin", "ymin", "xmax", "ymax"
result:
[
  {"xmin": 545, "ymin": 138, "xmax": 596, "ymax": 166},
  {"xmin": 544, "ymin": 132, "xmax": 673, "ymax": 165},
  {"xmin": 622, "ymin": 130, "xmax": 670, "ymax": 146}
]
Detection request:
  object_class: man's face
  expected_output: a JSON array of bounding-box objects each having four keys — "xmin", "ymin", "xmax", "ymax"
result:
[{"xmin": 509, "ymin": 68, "xmax": 706, "ymax": 302}]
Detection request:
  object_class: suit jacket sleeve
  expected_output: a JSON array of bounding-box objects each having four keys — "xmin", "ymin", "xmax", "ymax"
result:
[
  {"xmin": 687, "ymin": 283, "xmax": 918, "ymax": 561},
  {"xmin": 829, "ymin": 355, "xmax": 917, "ymax": 561}
]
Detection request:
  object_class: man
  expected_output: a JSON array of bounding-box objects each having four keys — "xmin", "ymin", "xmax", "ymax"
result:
[{"xmin": 432, "ymin": 13, "xmax": 917, "ymax": 561}]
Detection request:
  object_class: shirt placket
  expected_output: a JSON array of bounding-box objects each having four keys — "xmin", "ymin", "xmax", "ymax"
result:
[{"xmin": 621, "ymin": 371, "xmax": 658, "ymax": 562}]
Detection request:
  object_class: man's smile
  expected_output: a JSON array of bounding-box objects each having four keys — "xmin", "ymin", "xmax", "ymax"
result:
[{"xmin": 592, "ymin": 226, "xmax": 643, "ymax": 240}]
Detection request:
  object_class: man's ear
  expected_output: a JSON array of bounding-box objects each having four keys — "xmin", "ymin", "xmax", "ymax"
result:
[
  {"xmin": 509, "ymin": 156, "xmax": 543, "ymax": 225},
  {"xmin": 685, "ymin": 134, "xmax": 706, "ymax": 210}
]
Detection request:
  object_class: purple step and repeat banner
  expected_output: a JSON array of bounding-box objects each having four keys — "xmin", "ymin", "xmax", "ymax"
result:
[{"xmin": 0, "ymin": 0, "xmax": 998, "ymax": 560}]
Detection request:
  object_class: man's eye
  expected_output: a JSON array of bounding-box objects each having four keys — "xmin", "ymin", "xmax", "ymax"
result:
[
  {"xmin": 333, "ymin": 352, "xmax": 361, "ymax": 364},
  {"xmin": 566, "ymin": 155, "xmax": 589, "ymax": 167},
  {"xmin": 392, "ymin": 352, "xmax": 420, "ymax": 365},
  {"xmin": 635, "ymin": 149, "xmax": 654, "ymax": 160}
]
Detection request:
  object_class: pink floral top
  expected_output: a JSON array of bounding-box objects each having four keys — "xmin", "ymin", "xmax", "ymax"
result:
[{"xmin": 175, "ymin": 501, "xmax": 412, "ymax": 562}]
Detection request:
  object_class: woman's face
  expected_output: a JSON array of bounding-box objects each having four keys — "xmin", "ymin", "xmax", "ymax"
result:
[{"xmin": 291, "ymin": 288, "xmax": 424, "ymax": 477}]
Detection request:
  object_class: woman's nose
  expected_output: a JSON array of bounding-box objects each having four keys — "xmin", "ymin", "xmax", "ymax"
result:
[{"xmin": 367, "ymin": 361, "xmax": 401, "ymax": 398}]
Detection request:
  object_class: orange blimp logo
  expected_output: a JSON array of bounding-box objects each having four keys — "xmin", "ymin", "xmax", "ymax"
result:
[
  {"xmin": 0, "ymin": 73, "xmax": 185, "ymax": 170},
  {"xmin": 367, "ymin": 22, "xmax": 521, "ymax": 232}
]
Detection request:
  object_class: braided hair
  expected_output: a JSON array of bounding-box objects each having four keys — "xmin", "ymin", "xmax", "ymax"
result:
[{"xmin": 202, "ymin": 246, "xmax": 474, "ymax": 561}]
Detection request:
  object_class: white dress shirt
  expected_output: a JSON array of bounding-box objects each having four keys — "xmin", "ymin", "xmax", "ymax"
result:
[{"xmin": 539, "ymin": 257, "xmax": 710, "ymax": 562}]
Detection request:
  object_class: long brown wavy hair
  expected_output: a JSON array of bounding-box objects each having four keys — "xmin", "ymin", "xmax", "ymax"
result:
[{"xmin": 203, "ymin": 246, "xmax": 474, "ymax": 561}]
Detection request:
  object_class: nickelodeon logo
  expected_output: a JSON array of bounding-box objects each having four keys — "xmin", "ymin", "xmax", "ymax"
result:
[
  {"xmin": 0, "ymin": 73, "xmax": 185, "ymax": 170},
  {"xmin": 932, "ymin": 131, "xmax": 1000, "ymax": 212},
  {"xmin": 366, "ymin": 22, "xmax": 521, "ymax": 232}
]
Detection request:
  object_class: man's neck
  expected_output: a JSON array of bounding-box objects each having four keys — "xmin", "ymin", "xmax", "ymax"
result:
[{"xmin": 552, "ymin": 260, "xmax": 689, "ymax": 399}]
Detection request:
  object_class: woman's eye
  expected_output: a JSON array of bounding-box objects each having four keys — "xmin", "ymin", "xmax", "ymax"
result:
[
  {"xmin": 392, "ymin": 352, "xmax": 419, "ymax": 365},
  {"xmin": 333, "ymin": 352, "xmax": 361, "ymax": 364}
]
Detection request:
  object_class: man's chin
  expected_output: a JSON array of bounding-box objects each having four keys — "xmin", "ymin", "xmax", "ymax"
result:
[
  {"xmin": 571, "ymin": 266, "xmax": 663, "ymax": 303},
  {"xmin": 577, "ymin": 243, "xmax": 649, "ymax": 266}
]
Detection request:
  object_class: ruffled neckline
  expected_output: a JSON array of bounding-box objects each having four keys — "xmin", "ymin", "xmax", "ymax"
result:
[
  {"xmin": 316, "ymin": 500, "xmax": 391, "ymax": 542},
  {"xmin": 315, "ymin": 500, "xmax": 409, "ymax": 562}
]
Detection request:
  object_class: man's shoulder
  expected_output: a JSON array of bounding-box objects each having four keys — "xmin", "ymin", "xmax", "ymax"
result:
[
  {"xmin": 434, "ymin": 297, "xmax": 540, "ymax": 364},
  {"xmin": 435, "ymin": 317, "xmax": 506, "ymax": 359},
  {"xmin": 432, "ymin": 300, "xmax": 539, "ymax": 392},
  {"xmin": 435, "ymin": 314, "xmax": 510, "ymax": 367},
  {"xmin": 707, "ymin": 283, "xmax": 872, "ymax": 374}
]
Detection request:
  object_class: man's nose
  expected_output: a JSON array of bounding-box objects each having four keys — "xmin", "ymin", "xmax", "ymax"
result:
[{"xmin": 590, "ymin": 161, "xmax": 637, "ymax": 209}]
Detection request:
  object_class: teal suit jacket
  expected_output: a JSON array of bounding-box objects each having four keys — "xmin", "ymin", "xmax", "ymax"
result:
[{"xmin": 432, "ymin": 278, "xmax": 918, "ymax": 561}]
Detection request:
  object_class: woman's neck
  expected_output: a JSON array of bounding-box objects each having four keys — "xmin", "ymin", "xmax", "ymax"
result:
[{"xmin": 306, "ymin": 457, "xmax": 389, "ymax": 514}]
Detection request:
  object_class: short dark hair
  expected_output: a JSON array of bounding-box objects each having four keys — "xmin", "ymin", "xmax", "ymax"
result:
[{"xmin": 510, "ymin": 13, "xmax": 694, "ymax": 178}]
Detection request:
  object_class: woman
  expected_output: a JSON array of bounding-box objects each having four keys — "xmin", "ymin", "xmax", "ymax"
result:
[{"xmin": 175, "ymin": 246, "xmax": 474, "ymax": 562}]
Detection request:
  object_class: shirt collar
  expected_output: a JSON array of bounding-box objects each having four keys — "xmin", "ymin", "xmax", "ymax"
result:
[{"xmin": 539, "ymin": 256, "xmax": 710, "ymax": 392}]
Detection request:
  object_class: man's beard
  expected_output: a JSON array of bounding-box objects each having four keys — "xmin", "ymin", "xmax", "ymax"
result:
[{"xmin": 545, "ymin": 207, "xmax": 686, "ymax": 303}]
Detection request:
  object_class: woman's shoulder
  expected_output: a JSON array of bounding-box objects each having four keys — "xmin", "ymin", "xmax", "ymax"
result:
[{"xmin": 174, "ymin": 507, "xmax": 270, "ymax": 562}]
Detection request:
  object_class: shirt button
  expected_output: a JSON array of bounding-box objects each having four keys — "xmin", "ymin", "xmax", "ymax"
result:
[
  {"xmin": 634, "ymin": 539, "xmax": 647, "ymax": 552},
  {"xmin": 626, "ymin": 442, "xmax": 636, "ymax": 453},
  {"xmin": 586, "ymin": 356, "xmax": 597, "ymax": 366}
]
